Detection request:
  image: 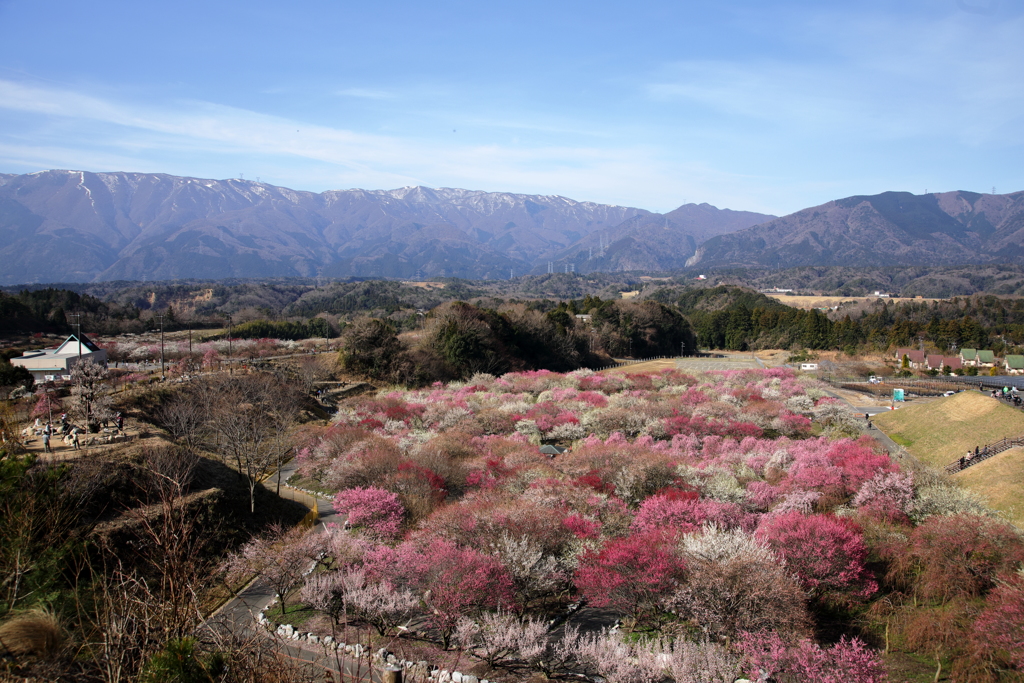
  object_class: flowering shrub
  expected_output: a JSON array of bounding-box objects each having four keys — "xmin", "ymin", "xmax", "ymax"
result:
[
  {"xmin": 973, "ymin": 572, "xmax": 1024, "ymax": 670},
  {"xmin": 896, "ymin": 514, "xmax": 1024, "ymax": 601},
  {"xmin": 575, "ymin": 530, "xmax": 687, "ymax": 628},
  {"xmin": 756, "ymin": 511, "xmax": 877, "ymax": 600},
  {"xmin": 671, "ymin": 527, "xmax": 810, "ymax": 639},
  {"xmin": 365, "ymin": 539, "xmax": 516, "ymax": 647},
  {"xmin": 332, "ymin": 486, "xmax": 405, "ymax": 540},
  {"xmin": 853, "ymin": 471, "xmax": 914, "ymax": 521},
  {"xmin": 632, "ymin": 494, "xmax": 753, "ymax": 535},
  {"xmin": 739, "ymin": 631, "xmax": 886, "ymax": 683},
  {"xmin": 276, "ymin": 366, "xmax": 980, "ymax": 673}
]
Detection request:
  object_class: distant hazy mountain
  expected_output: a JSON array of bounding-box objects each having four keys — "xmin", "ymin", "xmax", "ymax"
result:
[
  {"xmin": 687, "ymin": 190, "xmax": 1024, "ymax": 269},
  {"xmin": 543, "ymin": 203, "xmax": 775, "ymax": 274},
  {"xmin": 0, "ymin": 170, "xmax": 772, "ymax": 284}
]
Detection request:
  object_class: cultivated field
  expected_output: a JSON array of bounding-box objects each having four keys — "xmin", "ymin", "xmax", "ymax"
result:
[
  {"xmin": 872, "ymin": 391, "xmax": 1024, "ymax": 468},
  {"xmin": 765, "ymin": 294, "xmax": 942, "ymax": 309},
  {"xmin": 956, "ymin": 446, "xmax": 1024, "ymax": 527}
]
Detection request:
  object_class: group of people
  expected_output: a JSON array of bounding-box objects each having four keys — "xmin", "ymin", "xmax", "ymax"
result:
[
  {"xmin": 34, "ymin": 414, "xmax": 80, "ymax": 453},
  {"xmin": 27, "ymin": 411, "xmax": 126, "ymax": 453},
  {"xmin": 992, "ymin": 386, "xmax": 1023, "ymax": 407},
  {"xmin": 960, "ymin": 444, "xmax": 990, "ymax": 470}
]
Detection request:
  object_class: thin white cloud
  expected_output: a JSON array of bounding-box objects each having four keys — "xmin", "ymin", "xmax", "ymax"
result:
[
  {"xmin": 336, "ymin": 88, "xmax": 395, "ymax": 100},
  {"xmin": 0, "ymin": 78, "xmax": 729, "ymax": 211},
  {"xmin": 645, "ymin": 10, "xmax": 1024, "ymax": 146}
]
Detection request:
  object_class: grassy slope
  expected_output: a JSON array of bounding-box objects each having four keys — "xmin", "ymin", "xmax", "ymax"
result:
[
  {"xmin": 872, "ymin": 391, "xmax": 1024, "ymax": 468},
  {"xmin": 955, "ymin": 446, "xmax": 1024, "ymax": 527}
]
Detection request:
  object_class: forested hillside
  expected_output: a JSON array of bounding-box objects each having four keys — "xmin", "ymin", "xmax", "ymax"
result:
[{"xmin": 654, "ymin": 285, "xmax": 1024, "ymax": 356}]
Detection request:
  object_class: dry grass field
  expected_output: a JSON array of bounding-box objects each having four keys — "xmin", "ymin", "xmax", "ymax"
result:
[
  {"xmin": 828, "ymin": 386, "xmax": 896, "ymax": 407},
  {"xmin": 602, "ymin": 359, "xmax": 679, "ymax": 374},
  {"xmin": 601, "ymin": 351, "xmax": 785, "ymax": 375},
  {"xmin": 956, "ymin": 447, "xmax": 1024, "ymax": 527},
  {"xmin": 872, "ymin": 391, "xmax": 1024, "ymax": 468},
  {"xmin": 765, "ymin": 294, "xmax": 942, "ymax": 309},
  {"xmin": 400, "ymin": 281, "xmax": 446, "ymax": 289}
]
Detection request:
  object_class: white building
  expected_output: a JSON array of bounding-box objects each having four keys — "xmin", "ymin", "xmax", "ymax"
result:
[{"xmin": 10, "ymin": 334, "xmax": 108, "ymax": 383}]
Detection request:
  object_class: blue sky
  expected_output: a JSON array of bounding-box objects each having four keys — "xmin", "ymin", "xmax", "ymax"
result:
[{"xmin": 0, "ymin": 0, "xmax": 1021, "ymax": 215}]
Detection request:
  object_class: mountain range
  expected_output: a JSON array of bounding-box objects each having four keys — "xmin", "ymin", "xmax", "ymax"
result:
[
  {"xmin": 1, "ymin": 170, "xmax": 1022, "ymax": 286},
  {"xmin": 687, "ymin": 190, "xmax": 1024, "ymax": 269},
  {"xmin": 0, "ymin": 170, "xmax": 769, "ymax": 285}
]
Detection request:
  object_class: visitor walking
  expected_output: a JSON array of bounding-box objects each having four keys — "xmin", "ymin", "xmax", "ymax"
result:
[{"xmin": 42, "ymin": 431, "xmax": 51, "ymax": 453}]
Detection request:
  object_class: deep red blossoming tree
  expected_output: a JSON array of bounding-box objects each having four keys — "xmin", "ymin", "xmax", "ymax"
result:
[
  {"xmin": 755, "ymin": 511, "xmax": 877, "ymax": 600},
  {"xmin": 574, "ymin": 529, "xmax": 687, "ymax": 629}
]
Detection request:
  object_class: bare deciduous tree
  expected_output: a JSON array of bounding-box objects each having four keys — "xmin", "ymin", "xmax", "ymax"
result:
[
  {"xmin": 206, "ymin": 372, "xmax": 301, "ymax": 513},
  {"xmin": 295, "ymin": 354, "xmax": 334, "ymax": 396}
]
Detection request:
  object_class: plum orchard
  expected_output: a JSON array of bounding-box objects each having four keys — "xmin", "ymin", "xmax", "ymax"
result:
[{"xmin": 232, "ymin": 368, "xmax": 1024, "ymax": 681}]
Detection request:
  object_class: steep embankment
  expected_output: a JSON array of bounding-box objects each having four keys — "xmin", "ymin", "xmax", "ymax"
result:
[
  {"xmin": 872, "ymin": 390, "xmax": 1024, "ymax": 468},
  {"xmin": 955, "ymin": 446, "xmax": 1024, "ymax": 527}
]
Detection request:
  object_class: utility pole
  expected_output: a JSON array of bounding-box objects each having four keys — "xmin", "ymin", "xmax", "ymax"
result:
[
  {"xmin": 227, "ymin": 315, "xmax": 233, "ymax": 373},
  {"xmin": 70, "ymin": 313, "xmax": 82, "ymax": 364},
  {"xmin": 157, "ymin": 315, "xmax": 165, "ymax": 380}
]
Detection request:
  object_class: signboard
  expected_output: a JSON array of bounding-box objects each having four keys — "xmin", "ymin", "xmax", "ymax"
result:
[{"xmin": 893, "ymin": 388, "xmax": 905, "ymax": 402}]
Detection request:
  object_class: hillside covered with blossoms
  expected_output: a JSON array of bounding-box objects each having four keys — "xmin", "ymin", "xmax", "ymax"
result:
[{"xmin": 234, "ymin": 367, "xmax": 1024, "ymax": 682}]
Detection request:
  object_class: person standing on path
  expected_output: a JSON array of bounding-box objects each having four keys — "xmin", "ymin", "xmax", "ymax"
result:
[
  {"xmin": 72, "ymin": 431, "xmax": 80, "ymax": 451},
  {"xmin": 42, "ymin": 431, "xmax": 51, "ymax": 453}
]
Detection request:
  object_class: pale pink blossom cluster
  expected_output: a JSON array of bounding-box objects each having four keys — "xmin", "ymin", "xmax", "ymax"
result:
[{"xmin": 276, "ymin": 367, "xmax": 911, "ymax": 674}]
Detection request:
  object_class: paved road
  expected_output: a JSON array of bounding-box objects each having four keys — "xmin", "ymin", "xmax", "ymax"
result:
[
  {"xmin": 822, "ymin": 389, "xmax": 904, "ymax": 456},
  {"xmin": 205, "ymin": 459, "xmax": 366, "ymax": 680},
  {"xmin": 206, "ymin": 457, "xmax": 341, "ymax": 640}
]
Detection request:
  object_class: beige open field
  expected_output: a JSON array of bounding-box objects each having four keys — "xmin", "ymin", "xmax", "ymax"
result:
[
  {"xmin": 400, "ymin": 281, "xmax": 446, "ymax": 289},
  {"xmin": 601, "ymin": 351, "xmax": 786, "ymax": 375},
  {"xmin": 956, "ymin": 447, "xmax": 1024, "ymax": 527},
  {"xmin": 872, "ymin": 391, "xmax": 1024, "ymax": 468},
  {"xmin": 828, "ymin": 386, "xmax": 896, "ymax": 407},
  {"xmin": 765, "ymin": 294, "xmax": 942, "ymax": 309},
  {"xmin": 602, "ymin": 359, "xmax": 679, "ymax": 374}
]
